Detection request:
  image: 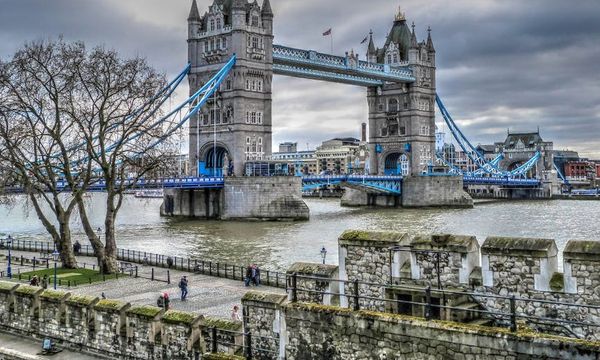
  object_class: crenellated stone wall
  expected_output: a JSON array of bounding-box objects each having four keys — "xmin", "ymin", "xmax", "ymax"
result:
[
  {"xmin": 0, "ymin": 282, "xmax": 240, "ymax": 359},
  {"xmin": 242, "ymin": 291, "xmax": 600, "ymax": 360},
  {"xmin": 335, "ymin": 230, "xmax": 600, "ymax": 340},
  {"xmin": 286, "ymin": 262, "xmax": 338, "ymax": 305},
  {"xmin": 241, "ymin": 291, "xmax": 287, "ymax": 360}
]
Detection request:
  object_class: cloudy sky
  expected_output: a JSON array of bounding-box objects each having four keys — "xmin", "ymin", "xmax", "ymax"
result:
[{"xmin": 1, "ymin": 0, "xmax": 599, "ymax": 157}]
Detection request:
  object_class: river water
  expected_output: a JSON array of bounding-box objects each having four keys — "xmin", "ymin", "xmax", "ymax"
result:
[{"xmin": 1, "ymin": 195, "xmax": 599, "ymax": 271}]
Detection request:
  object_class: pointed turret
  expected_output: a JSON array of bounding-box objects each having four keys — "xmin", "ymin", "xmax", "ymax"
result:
[
  {"xmin": 426, "ymin": 26, "xmax": 435, "ymax": 53},
  {"xmin": 367, "ymin": 30, "xmax": 376, "ymax": 54},
  {"xmin": 188, "ymin": 0, "xmax": 201, "ymax": 21},
  {"xmin": 262, "ymin": 0, "xmax": 273, "ymax": 16},
  {"xmin": 410, "ymin": 22, "xmax": 418, "ymax": 48}
]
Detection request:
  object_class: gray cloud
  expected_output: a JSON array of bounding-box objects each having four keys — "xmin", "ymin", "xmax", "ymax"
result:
[{"xmin": 1, "ymin": 0, "xmax": 599, "ymax": 157}]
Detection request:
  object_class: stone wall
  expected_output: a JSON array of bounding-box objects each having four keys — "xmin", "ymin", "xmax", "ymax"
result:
[
  {"xmin": 222, "ymin": 177, "xmax": 309, "ymax": 220},
  {"xmin": 286, "ymin": 262, "xmax": 338, "ymax": 305},
  {"xmin": 401, "ymin": 176, "xmax": 473, "ymax": 208},
  {"xmin": 340, "ymin": 188, "xmax": 400, "ymax": 207},
  {"xmin": 0, "ymin": 282, "xmax": 244, "ymax": 359},
  {"xmin": 241, "ymin": 291, "xmax": 287, "ymax": 360},
  {"xmin": 338, "ymin": 230, "xmax": 410, "ymax": 310},
  {"xmin": 242, "ymin": 291, "xmax": 600, "ymax": 360},
  {"xmin": 336, "ymin": 229, "xmax": 600, "ymax": 340}
]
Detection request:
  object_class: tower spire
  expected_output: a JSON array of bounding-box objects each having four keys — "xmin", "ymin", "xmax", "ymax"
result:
[
  {"xmin": 262, "ymin": 0, "xmax": 273, "ymax": 16},
  {"xmin": 395, "ymin": 6, "xmax": 406, "ymax": 22},
  {"xmin": 188, "ymin": 0, "xmax": 200, "ymax": 21},
  {"xmin": 410, "ymin": 21, "xmax": 418, "ymax": 48},
  {"xmin": 367, "ymin": 29, "xmax": 376, "ymax": 55},
  {"xmin": 426, "ymin": 26, "xmax": 435, "ymax": 52}
]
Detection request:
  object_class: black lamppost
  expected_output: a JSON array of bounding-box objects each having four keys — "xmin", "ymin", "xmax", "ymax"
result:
[
  {"xmin": 52, "ymin": 248, "xmax": 60, "ymax": 290},
  {"xmin": 6, "ymin": 235, "xmax": 13, "ymax": 279},
  {"xmin": 320, "ymin": 246, "xmax": 327, "ymax": 264}
]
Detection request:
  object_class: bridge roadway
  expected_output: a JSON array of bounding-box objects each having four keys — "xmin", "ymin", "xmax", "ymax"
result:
[{"xmin": 4, "ymin": 175, "xmax": 541, "ymax": 194}]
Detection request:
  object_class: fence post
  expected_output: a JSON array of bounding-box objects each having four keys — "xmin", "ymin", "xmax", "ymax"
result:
[
  {"xmin": 244, "ymin": 332, "xmax": 252, "ymax": 359},
  {"xmin": 275, "ymin": 272, "xmax": 279, "ymax": 288},
  {"xmin": 135, "ymin": 266, "xmax": 138, "ymax": 278},
  {"xmin": 33, "ymin": 257, "xmax": 36, "ymax": 270},
  {"xmin": 209, "ymin": 262, "xmax": 212, "ymax": 276},
  {"xmin": 266, "ymin": 270, "xmax": 270, "ymax": 286},
  {"xmin": 187, "ymin": 258, "xmax": 190, "ymax": 272},
  {"xmin": 291, "ymin": 273, "xmax": 298, "ymax": 303},
  {"xmin": 167, "ymin": 270, "xmax": 171, "ymax": 284},
  {"xmin": 216, "ymin": 263, "xmax": 220, "ymax": 277},
  {"xmin": 424, "ymin": 286, "xmax": 432, "ymax": 321},
  {"xmin": 510, "ymin": 295, "xmax": 517, "ymax": 332},
  {"xmin": 151, "ymin": 268, "xmax": 155, "ymax": 281},
  {"xmin": 211, "ymin": 327, "xmax": 217, "ymax": 353},
  {"xmin": 353, "ymin": 279, "xmax": 360, "ymax": 311}
]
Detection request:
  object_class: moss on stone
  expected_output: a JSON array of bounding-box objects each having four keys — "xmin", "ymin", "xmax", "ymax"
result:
[
  {"xmin": 40, "ymin": 289, "xmax": 69, "ymax": 301},
  {"xmin": 339, "ymin": 230, "xmax": 408, "ymax": 244},
  {"xmin": 14, "ymin": 284, "xmax": 41, "ymax": 297},
  {"xmin": 127, "ymin": 305, "xmax": 163, "ymax": 319},
  {"xmin": 564, "ymin": 240, "xmax": 600, "ymax": 261},
  {"xmin": 66, "ymin": 294, "xmax": 98, "ymax": 307},
  {"xmin": 482, "ymin": 236, "xmax": 557, "ymax": 257},
  {"xmin": 203, "ymin": 316, "xmax": 242, "ymax": 331},
  {"xmin": 411, "ymin": 234, "xmax": 477, "ymax": 253},
  {"xmin": 0, "ymin": 281, "xmax": 18, "ymax": 292},
  {"xmin": 203, "ymin": 353, "xmax": 245, "ymax": 360},
  {"xmin": 162, "ymin": 310, "xmax": 201, "ymax": 325},
  {"xmin": 241, "ymin": 290, "xmax": 287, "ymax": 304},
  {"xmin": 549, "ymin": 272, "xmax": 564, "ymax": 292},
  {"xmin": 286, "ymin": 262, "xmax": 338, "ymax": 276},
  {"xmin": 94, "ymin": 299, "xmax": 128, "ymax": 312}
]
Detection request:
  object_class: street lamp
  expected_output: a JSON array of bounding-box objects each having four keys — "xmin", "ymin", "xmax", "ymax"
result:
[
  {"xmin": 320, "ymin": 246, "xmax": 327, "ymax": 265},
  {"xmin": 6, "ymin": 235, "xmax": 13, "ymax": 279},
  {"xmin": 52, "ymin": 248, "xmax": 60, "ymax": 290}
]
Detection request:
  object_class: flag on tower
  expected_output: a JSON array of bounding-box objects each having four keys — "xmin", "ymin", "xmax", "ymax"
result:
[
  {"xmin": 322, "ymin": 28, "xmax": 332, "ymax": 36},
  {"xmin": 360, "ymin": 36, "xmax": 368, "ymax": 44}
]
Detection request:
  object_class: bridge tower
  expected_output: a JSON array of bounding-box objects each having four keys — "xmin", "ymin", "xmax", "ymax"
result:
[
  {"xmin": 367, "ymin": 9, "xmax": 436, "ymax": 176},
  {"xmin": 188, "ymin": 0, "xmax": 273, "ymax": 176}
]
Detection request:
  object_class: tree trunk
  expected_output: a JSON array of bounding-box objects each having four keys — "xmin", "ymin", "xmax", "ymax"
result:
[
  {"xmin": 76, "ymin": 196, "xmax": 108, "ymax": 272},
  {"xmin": 57, "ymin": 214, "xmax": 78, "ymax": 269},
  {"xmin": 102, "ymin": 193, "xmax": 119, "ymax": 274}
]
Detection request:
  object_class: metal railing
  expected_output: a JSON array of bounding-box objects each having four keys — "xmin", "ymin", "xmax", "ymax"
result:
[
  {"xmin": 2, "ymin": 240, "xmax": 287, "ymax": 289},
  {"xmin": 287, "ymin": 273, "xmax": 600, "ymax": 339}
]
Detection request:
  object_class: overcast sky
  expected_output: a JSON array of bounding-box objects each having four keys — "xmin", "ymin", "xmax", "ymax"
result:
[{"xmin": 1, "ymin": 0, "xmax": 599, "ymax": 157}]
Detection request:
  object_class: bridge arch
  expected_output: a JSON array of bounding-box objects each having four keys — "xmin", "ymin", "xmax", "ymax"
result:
[
  {"xmin": 199, "ymin": 143, "xmax": 231, "ymax": 176},
  {"xmin": 384, "ymin": 152, "xmax": 409, "ymax": 176}
]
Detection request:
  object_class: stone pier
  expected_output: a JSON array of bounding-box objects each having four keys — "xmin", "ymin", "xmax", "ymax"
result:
[{"xmin": 161, "ymin": 177, "xmax": 309, "ymax": 221}]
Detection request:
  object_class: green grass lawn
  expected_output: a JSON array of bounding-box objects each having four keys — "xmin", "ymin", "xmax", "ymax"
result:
[{"xmin": 17, "ymin": 267, "xmax": 123, "ymax": 286}]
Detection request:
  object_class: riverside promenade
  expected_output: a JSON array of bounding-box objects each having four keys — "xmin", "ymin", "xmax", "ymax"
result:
[{"xmin": 0, "ymin": 247, "xmax": 286, "ymax": 319}]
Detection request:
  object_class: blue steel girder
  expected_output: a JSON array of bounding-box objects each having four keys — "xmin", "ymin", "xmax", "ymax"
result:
[
  {"xmin": 301, "ymin": 175, "xmax": 402, "ymax": 195},
  {"xmin": 273, "ymin": 45, "xmax": 415, "ymax": 86}
]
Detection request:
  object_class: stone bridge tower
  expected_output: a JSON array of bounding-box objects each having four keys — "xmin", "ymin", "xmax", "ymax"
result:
[
  {"xmin": 188, "ymin": 0, "xmax": 273, "ymax": 176},
  {"xmin": 367, "ymin": 9, "xmax": 436, "ymax": 176}
]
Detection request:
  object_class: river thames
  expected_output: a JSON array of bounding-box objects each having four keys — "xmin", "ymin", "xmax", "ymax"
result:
[{"xmin": 1, "ymin": 196, "xmax": 599, "ymax": 271}]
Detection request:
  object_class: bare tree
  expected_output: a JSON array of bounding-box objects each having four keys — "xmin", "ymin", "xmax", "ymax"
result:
[
  {"xmin": 70, "ymin": 47, "xmax": 178, "ymax": 274},
  {"xmin": 0, "ymin": 39, "xmax": 178, "ymax": 273},
  {"xmin": 0, "ymin": 40, "xmax": 90, "ymax": 268}
]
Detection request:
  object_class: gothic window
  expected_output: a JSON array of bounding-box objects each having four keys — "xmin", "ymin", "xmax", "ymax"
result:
[
  {"xmin": 420, "ymin": 125, "xmax": 430, "ymax": 136},
  {"xmin": 251, "ymin": 112, "xmax": 256, "ymax": 124},
  {"xmin": 257, "ymin": 80, "xmax": 262, "ymax": 91},
  {"xmin": 210, "ymin": 19, "xmax": 215, "ymax": 31},
  {"xmin": 388, "ymin": 98, "xmax": 399, "ymax": 112},
  {"xmin": 389, "ymin": 123, "xmax": 398, "ymax": 136},
  {"xmin": 387, "ymin": 54, "xmax": 392, "ymax": 64},
  {"xmin": 393, "ymin": 53, "xmax": 398, "ymax": 63},
  {"xmin": 377, "ymin": 102, "xmax": 384, "ymax": 112},
  {"xmin": 246, "ymin": 112, "xmax": 250, "ymax": 124},
  {"xmin": 202, "ymin": 114, "xmax": 209, "ymax": 126},
  {"xmin": 226, "ymin": 80, "xmax": 231, "ymax": 90},
  {"xmin": 211, "ymin": 39, "xmax": 215, "ymax": 50},
  {"xmin": 204, "ymin": 42, "xmax": 209, "ymax": 52},
  {"xmin": 400, "ymin": 126, "xmax": 406, "ymax": 135},
  {"xmin": 252, "ymin": 37, "xmax": 259, "ymax": 49},
  {"xmin": 399, "ymin": 154, "xmax": 409, "ymax": 176},
  {"xmin": 222, "ymin": 37, "xmax": 227, "ymax": 49},
  {"xmin": 257, "ymin": 112, "xmax": 263, "ymax": 124},
  {"xmin": 216, "ymin": 18, "xmax": 222, "ymax": 29},
  {"xmin": 381, "ymin": 127, "xmax": 388, "ymax": 136},
  {"xmin": 252, "ymin": 15, "xmax": 259, "ymax": 27},
  {"xmin": 246, "ymin": 80, "xmax": 250, "ymax": 90}
]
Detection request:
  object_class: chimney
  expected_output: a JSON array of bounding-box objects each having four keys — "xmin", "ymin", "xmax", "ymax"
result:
[{"xmin": 361, "ymin": 123, "xmax": 367, "ymax": 142}]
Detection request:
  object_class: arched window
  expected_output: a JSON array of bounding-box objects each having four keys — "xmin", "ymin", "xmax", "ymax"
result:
[
  {"xmin": 388, "ymin": 98, "xmax": 399, "ymax": 112},
  {"xmin": 210, "ymin": 19, "xmax": 215, "ymax": 31},
  {"xmin": 399, "ymin": 154, "xmax": 409, "ymax": 176},
  {"xmin": 216, "ymin": 18, "xmax": 221, "ymax": 29},
  {"xmin": 387, "ymin": 54, "xmax": 392, "ymax": 64}
]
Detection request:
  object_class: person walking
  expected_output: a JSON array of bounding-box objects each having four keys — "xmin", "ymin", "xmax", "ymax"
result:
[
  {"xmin": 179, "ymin": 276, "xmax": 189, "ymax": 301},
  {"xmin": 30, "ymin": 275, "xmax": 39, "ymax": 287},
  {"xmin": 231, "ymin": 305, "xmax": 242, "ymax": 321},
  {"xmin": 163, "ymin": 292, "xmax": 170, "ymax": 309},
  {"xmin": 41, "ymin": 274, "xmax": 48, "ymax": 289},
  {"xmin": 166, "ymin": 257, "xmax": 174, "ymax": 269},
  {"xmin": 157, "ymin": 293, "xmax": 165, "ymax": 308},
  {"xmin": 245, "ymin": 265, "xmax": 252, "ymax": 287},
  {"xmin": 73, "ymin": 240, "xmax": 81, "ymax": 255}
]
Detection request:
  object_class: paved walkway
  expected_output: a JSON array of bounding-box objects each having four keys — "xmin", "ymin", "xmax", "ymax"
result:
[
  {"xmin": 0, "ymin": 249, "xmax": 286, "ymax": 319},
  {"xmin": 0, "ymin": 331, "xmax": 103, "ymax": 359}
]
